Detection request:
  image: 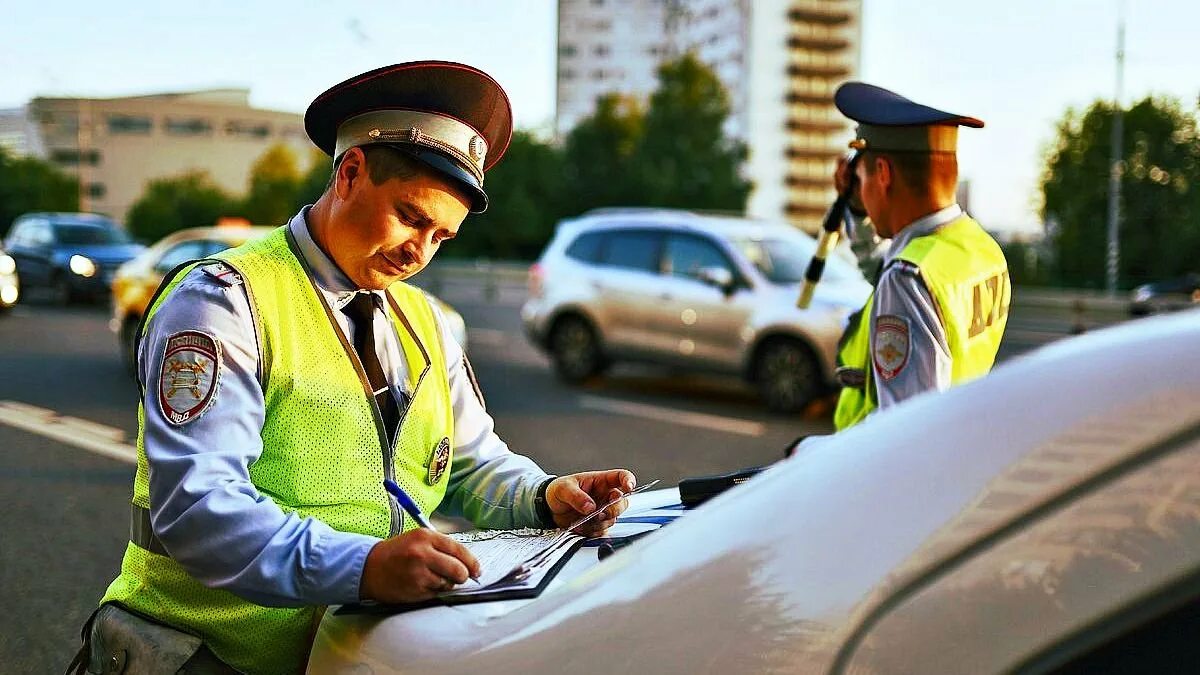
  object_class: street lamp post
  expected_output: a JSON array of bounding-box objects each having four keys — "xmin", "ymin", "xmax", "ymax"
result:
[{"xmin": 1106, "ymin": 2, "xmax": 1125, "ymax": 296}]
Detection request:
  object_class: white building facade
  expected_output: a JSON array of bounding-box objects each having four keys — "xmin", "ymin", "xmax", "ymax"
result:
[{"xmin": 556, "ymin": 0, "xmax": 862, "ymax": 231}]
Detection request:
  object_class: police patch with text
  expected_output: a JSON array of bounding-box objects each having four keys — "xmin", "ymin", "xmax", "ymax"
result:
[
  {"xmin": 873, "ymin": 314, "xmax": 910, "ymax": 381},
  {"xmin": 158, "ymin": 330, "xmax": 222, "ymax": 426}
]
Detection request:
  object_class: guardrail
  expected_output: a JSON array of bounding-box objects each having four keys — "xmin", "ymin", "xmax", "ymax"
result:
[{"xmin": 411, "ymin": 259, "xmax": 1139, "ymax": 346}]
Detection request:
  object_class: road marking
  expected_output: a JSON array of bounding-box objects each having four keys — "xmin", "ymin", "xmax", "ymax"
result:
[
  {"xmin": 578, "ymin": 395, "xmax": 765, "ymax": 437},
  {"xmin": 467, "ymin": 328, "xmax": 508, "ymax": 346},
  {"xmin": 0, "ymin": 400, "xmax": 136, "ymax": 465}
]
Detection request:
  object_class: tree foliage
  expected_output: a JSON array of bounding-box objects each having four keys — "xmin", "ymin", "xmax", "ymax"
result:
[
  {"xmin": 0, "ymin": 147, "xmax": 79, "ymax": 238},
  {"xmin": 241, "ymin": 144, "xmax": 303, "ymax": 226},
  {"xmin": 633, "ymin": 53, "xmax": 751, "ymax": 209},
  {"xmin": 1041, "ymin": 96, "xmax": 1200, "ymax": 288},
  {"xmin": 126, "ymin": 171, "xmax": 236, "ymax": 243},
  {"xmin": 451, "ymin": 130, "xmax": 568, "ymax": 260}
]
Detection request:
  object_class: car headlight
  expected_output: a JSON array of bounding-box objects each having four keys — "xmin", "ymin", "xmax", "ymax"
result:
[
  {"xmin": 1132, "ymin": 287, "xmax": 1152, "ymax": 303},
  {"xmin": 0, "ymin": 254, "xmax": 14, "ymax": 275},
  {"xmin": 0, "ymin": 284, "xmax": 17, "ymax": 305},
  {"xmin": 69, "ymin": 254, "xmax": 97, "ymax": 278}
]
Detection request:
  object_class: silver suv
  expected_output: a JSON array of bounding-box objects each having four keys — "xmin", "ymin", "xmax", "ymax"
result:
[{"xmin": 521, "ymin": 209, "xmax": 871, "ymax": 412}]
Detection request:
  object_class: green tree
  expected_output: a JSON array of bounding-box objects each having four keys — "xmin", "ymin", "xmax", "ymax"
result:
[
  {"xmin": 452, "ymin": 131, "xmax": 567, "ymax": 259},
  {"xmin": 126, "ymin": 171, "xmax": 237, "ymax": 242},
  {"xmin": 1041, "ymin": 97, "xmax": 1200, "ymax": 288},
  {"xmin": 296, "ymin": 148, "xmax": 333, "ymax": 209},
  {"xmin": 242, "ymin": 144, "xmax": 303, "ymax": 225},
  {"xmin": 562, "ymin": 93, "xmax": 645, "ymax": 210},
  {"xmin": 0, "ymin": 147, "xmax": 79, "ymax": 237},
  {"xmin": 634, "ymin": 52, "xmax": 751, "ymax": 210}
]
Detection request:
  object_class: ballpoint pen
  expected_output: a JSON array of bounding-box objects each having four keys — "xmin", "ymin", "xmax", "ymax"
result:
[{"xmin": 382, "ymin": 478, "xmax": 480, "ymax": 585}]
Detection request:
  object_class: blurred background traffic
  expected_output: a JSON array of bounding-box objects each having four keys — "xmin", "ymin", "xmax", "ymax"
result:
[{"xmin": 1, "ymin": 0, "xmax": 1198, "ymax": 670}]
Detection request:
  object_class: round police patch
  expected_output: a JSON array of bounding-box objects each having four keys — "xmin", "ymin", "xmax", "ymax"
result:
[
  {"xmin": 426, "ymin": 437, "xmax": 451, "ymax": 485},
  {"xmin": 873, "ymin": 314, "xmax": 910, "ymax": 381},
  {"xmin": 158, "ymin": 330, "xmax": 222, "ymax": 426}
]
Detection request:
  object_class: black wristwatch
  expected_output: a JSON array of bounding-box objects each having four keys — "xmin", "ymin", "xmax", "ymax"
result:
[{"xmin": 534, "ymin": 477, "xmax": 557, "ymax": 529}]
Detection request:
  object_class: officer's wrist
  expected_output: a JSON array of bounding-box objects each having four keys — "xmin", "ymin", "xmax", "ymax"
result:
[{"xmin": 534, "ymin": 476, "xmax": 557, "ymax": 529}]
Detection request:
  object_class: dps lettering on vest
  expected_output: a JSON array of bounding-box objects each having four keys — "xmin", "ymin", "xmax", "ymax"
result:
[{"xmin": 833, "ymin": 215, "xmax": 1010, "ymax": 432}]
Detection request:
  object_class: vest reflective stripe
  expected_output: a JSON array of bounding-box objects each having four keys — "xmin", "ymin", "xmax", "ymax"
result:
[
  {"xmin": 833, "ymin": 215, "xmax": 1010, "ymax": 431},
  {"xmin": 102, "ymin": 226, "xmax": 454, "ymax": 675}
]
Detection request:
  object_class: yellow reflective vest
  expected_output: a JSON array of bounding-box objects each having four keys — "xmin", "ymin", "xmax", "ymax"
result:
[
  {"xmin": 102, "ymin": 226, "xmax": 454, "ymax": 675},
  {"xmin": 834, "ymin": 215, "xmax": 1010, "ymax": 431}
]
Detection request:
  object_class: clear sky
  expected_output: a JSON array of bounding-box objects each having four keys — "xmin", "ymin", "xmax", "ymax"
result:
[{"xmin": 1, "ymin": 0, "xmax": 1196, "ymax": 234}]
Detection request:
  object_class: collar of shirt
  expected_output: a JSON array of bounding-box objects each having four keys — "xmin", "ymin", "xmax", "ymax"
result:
[
  {"xmin": 883, "ymin": 204, "xmax": 964, "ymax": 267},
  {"xmin": 287, "ymin": 208, "xmax": 384, "ymax": 312}
]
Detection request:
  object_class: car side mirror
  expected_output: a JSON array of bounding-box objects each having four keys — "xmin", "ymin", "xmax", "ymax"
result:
[{"xmin": 695, "ymin": 266, "xmax": 735, "ymax": 294}]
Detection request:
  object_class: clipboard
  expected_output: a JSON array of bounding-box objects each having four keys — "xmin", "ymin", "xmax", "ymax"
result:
[{"xmin": 335, "ymin": 535, "xmax": 585, "ymax": 616}]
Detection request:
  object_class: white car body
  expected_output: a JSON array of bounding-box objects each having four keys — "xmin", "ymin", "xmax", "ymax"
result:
[{"xmin": 310, "ymin": 310, "xmax": 1200, "ymax": 674}]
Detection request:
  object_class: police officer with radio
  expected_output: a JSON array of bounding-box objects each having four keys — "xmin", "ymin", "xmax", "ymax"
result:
[
  {"xmin": 72, "ymin": 62, "xmax": 636, "ymax": 675},
  {"xmin": 828, "ymin": 82, "xmax": 1011, "ymax": 432}
]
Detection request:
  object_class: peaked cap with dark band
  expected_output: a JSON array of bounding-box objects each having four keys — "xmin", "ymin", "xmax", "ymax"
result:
[
  {"xmin": 834, "ymin": 82, "xmax": 983, "ymax": 154},
  {"xmin": 305, "ymin": 61, "xmax": 514, "ymax": 213}
]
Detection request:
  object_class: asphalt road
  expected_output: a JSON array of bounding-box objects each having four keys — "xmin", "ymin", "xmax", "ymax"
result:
[{"xmin": 0, "ymin": 280, "xmax": 1060, "ymax": 670}]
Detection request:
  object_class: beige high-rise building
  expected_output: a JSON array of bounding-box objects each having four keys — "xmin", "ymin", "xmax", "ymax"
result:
[
  {"xmin": 556, "ymin": 0, "xmax": 862, "ymax": 231},
  {"xmin": 28, "ymin": 90, "xmax": 316, "ymax": 224}
]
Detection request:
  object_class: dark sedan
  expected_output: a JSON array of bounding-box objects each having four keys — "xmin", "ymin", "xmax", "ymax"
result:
[
  {"xmin": 1129, "ymin": 272, "xmax": 1200, "ymax": 316},
  {"xmin": 3, "ymin": 212, "xmax": 145, "ymax": 304}
]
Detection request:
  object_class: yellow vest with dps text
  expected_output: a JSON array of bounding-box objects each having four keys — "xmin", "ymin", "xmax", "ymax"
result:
[
  {"xmin": 101, "ymin": 226, "xmax": 454, "ymax": 675},
  {"xmin": 834, "ymin": 215, "xmax": 1010, "ymax": 431}
]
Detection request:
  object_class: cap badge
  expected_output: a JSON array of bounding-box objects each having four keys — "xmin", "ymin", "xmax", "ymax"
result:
[
  {"xmin": 426, "ymin": 437, "xmax": 451, "ymax": 485},
  {"xmin": 468, "ymin": 135, "xmax": 485, "ymax": 162}
]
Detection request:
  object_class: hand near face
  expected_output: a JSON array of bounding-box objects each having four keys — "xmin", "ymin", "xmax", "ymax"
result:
[
  {"xmin": 545, "ymin": 469, "xmax": 637, "ymax": 536},
  {"xmin": 834, "ymin": 155, "xmax": 867, "ymax": 216}
]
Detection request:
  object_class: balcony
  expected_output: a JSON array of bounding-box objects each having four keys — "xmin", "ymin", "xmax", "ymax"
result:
[
  {"xmin": 785, "ymin": 174, "xmax": 833, "ymax": 189},
  {"xmin": 786, "ymin": 118, "xmax": 846, "ymax": 133},
  {"xmin": 787, "ymin": 62, "xmax": 852, "ymax": 79},
  {"xmin": 788, "ymin": 4, "xmax": 854, "ymax": 26},
  {"xmin": 786, "ymin": 91, "xmax": 835, "ymax": 106},
  {"xmin": 785, "ymin": 145, "xmax": 841, "ymax": 160},
  {"xmin": 787, "ymin": 35, "xmax": 850, "ymax": 52}
]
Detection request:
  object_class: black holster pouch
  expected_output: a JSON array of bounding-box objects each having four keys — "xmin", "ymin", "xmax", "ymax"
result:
[{"xmin": 66, "ymin": 603, "xmax": 234, "ymax": 674}]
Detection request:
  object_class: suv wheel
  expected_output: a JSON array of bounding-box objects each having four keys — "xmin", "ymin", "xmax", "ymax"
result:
[
  {"xmin": 550, "ymin": 315, "xmax": 607, "ymax": 383},
  {"xmin": 754, "ymin": 338, "xmax": 821, "ymax": 413}
]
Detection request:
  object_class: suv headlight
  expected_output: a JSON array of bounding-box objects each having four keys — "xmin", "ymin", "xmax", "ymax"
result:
[
  {"xmin": 0, "ymin": 254, "xmax": 14, "ymax": 275},
  {"xmin": 1132, "ymin": 286, "xmax": 1152, "ymax": 303},
  {"xmin": 69, "ymin": 254, "xmax": 97, "ymax": 278}
]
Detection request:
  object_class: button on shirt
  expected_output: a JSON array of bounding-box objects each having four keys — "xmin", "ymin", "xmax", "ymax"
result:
[{"xmin": 139, "ymin": 209, "xmax": 550, "ymax": 607}]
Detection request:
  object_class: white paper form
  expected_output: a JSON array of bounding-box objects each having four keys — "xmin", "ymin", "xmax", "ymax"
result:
[{"xmin": 443, "ymin": 529, "xmax": 583, "ymax": 596}]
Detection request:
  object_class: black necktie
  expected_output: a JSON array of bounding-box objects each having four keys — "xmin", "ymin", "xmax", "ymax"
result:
[{"xmin": 343, "ymin": 293, "xmax": 401, "ymax": 446}]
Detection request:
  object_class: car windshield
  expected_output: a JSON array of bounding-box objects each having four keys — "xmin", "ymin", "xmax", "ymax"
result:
[
  {"xmin": 732, "ymin": 237, "xmax": 857, "ymax": 284},
  {"xmin": 54, "ymin": 223, "xmax": 129, "ymax": 245}
]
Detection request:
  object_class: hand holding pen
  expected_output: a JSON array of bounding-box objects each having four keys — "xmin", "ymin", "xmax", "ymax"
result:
[{"xmin": 358, "ymin": 480, "xmax": 482, "ymax": 604}]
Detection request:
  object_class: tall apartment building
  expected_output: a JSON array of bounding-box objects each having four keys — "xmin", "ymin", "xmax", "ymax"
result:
[
  {"xmin": 556, "ymin": 0, "xmax": 862, "ymax": 231},
  {"xmin": 28, "ymin": 90, "xmax": 315, "ymax": 223}
]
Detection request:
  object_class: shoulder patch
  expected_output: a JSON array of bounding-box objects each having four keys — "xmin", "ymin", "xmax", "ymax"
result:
[
  {"xmin": 202, "ymin": 262, "xmax": 243, "ymax": 286},
  {"xmin": 873, "ymin": 314, "xmax": 910, "ymax": 381},
  {"xmin": 158, "ymin": 330, "xmax": 222, "ymax": 426}
]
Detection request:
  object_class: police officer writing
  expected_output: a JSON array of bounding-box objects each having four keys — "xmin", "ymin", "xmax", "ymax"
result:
[
  {"xmin": 75, "ymin": 62, "xmax": 636, "ymax": 675},
  {"xmin": 828, "ymin": 83, "xmax": 1011, "ymax": 432}
]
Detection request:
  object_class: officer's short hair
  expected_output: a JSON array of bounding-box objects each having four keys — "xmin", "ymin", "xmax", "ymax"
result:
[
  {"xmin": 864, "ymin": 150, "xmax": 958, "ymax": 199},
  {"xmin": 327, "ymin": 145, "xmax": 424, "ymax": 190}
]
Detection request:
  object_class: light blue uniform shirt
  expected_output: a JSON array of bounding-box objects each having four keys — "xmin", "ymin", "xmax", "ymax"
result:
[{"xmin": 139, "ymin": 209, "xmax": 551, "ymax": 607}]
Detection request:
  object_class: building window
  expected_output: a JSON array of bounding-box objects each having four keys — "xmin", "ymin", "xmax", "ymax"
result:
[
  {"xmin": 225, "ymin": 120, "xmax": 271, "ymax": 138},
  {"xmin": 50, "ymin": 149, "xmax": 100, "ymax": 166},
  {"xmin": 279, "ymin": 126, "xmax": 306, "ymax": 140},
  {"xmin": 107, "ymin": 114, "xmax": 152, "ymax": 134},
  {"xmin": 560, "ymin": 68, "xmax": 577, "ymax": 80},
  {"xmin": 560, "ymin": 44, "xmax": 577, "ymax": 57},
  {"xmin": 85, "ymin": 183, "xmax": 106, "ymax": 199},
  {"xmin": 591, "ymin": 69, "xmax": 606, "ymax": 80},
  {"xmin": 593, "ymin": 44, "xmax": 610, "ymax": 57},
  {"xmin": 165, "ymin": 117, "xmax": 213, "ymax": 136}
]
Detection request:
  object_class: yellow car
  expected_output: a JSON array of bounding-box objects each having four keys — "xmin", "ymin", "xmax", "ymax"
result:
[{"xmin": 111, "ymin": 224, "xmax": 469, "ymax": 375}]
